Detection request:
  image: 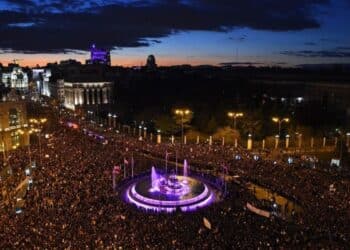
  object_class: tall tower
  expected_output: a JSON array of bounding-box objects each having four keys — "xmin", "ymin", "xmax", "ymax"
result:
[
  {"xmin": 88, "ymin": 44, "xmax": 111, "ymax": 65},
  {"xmin": 146, "ymin": 55, "xmax": 157, "ymax": 71}
]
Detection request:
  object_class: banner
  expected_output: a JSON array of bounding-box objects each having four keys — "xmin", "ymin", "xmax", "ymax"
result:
[{"xmin": 246, "ymin": 202, "xmax": 270, "ymax": 218}]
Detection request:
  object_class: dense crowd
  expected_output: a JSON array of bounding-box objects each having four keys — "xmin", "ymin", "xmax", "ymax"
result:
[{"xmin": 0, "ymin": 113, "xmax": 349, "ymax": 248}]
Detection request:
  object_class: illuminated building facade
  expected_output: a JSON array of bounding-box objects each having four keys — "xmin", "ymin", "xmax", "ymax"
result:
[
  {"xmin": 32, "ymin": 68, "xmax": 52, "ymax": 97},
  {"xmin": 63, "ymin": 81, "xmax": 112, "ymax": 110},
  {"xmin": 0, "ymin": 101, "xmax": 29, "ymax": 151},
  {"xmin": 86, "ymin": 44, "xmax": 111, "ymax": 66},
  {"xmin": 49, "ymin": 79, "xmax": 65, "ymax": 105},
  {"xmin": 1, "ymin": 67, "xmax": 29, "ymax": 90}
]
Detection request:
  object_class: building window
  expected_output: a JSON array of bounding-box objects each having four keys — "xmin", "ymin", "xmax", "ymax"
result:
[
  {"xmin": 9, "ymin": 108, "xmax": 20, "ymax": 126},
  {"xmin": 11, "ymin": 131, "xmax": 20, "ymax": 147}
]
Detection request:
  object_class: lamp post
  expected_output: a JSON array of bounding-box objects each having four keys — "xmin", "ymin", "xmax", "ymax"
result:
[
  {"xmin": 108, "ymin": 113, "xmax": 112, "ymax": 127},
  {"xmin": 272, "ymin": 117, "xmax": 289, "ymax": 136},
  {"xmin": 175, "ymin": 109, "xmax": 191, "ymax": 148},
  {"xmin": 143, "ymin": 127, "xmax": 147, "ymax": 138},
  {"xmin": 285, "ymin": 134, "xmax": 290, "ymax": 149},
  {"xmin": 156, "ymin": 130, "xmax": 161, "ymax": 144},
  {"xmin": 227, "ymin": 112, "xmax": 243, "ymax": 130},
  {"xmin": 247, "ymin": 134, "xmax": 252, "ymax": 150},
  {"xmin": 275, "ymin": 135, "xmax": 279, "ymax": 149},
  {"xmin": 112, "ymin": 114, "xmax": 117, "ymax": 128},
  {"xmin": 335, "ymin": 129, "xmax": 343, "ymax": 167},
  {"xmin": 297, "ymin": 133, "xmax": 302, "ymax": 149},
  {"xmin": 138, "ymin": 126, "xmax": 142, "ymax": 137}
]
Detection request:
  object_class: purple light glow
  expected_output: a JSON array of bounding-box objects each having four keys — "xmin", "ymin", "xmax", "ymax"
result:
[
  {"xmin": 180, "ymin": 192, "xmax": 215, "ymax": 212},
  {"xmin": 89, "ymin": 44, "xmax": 111, "ymax": 65},
  {"xmin": 123, "ymin": 166, "xmax": 220, "ymax": 213},
  {"xmin": 131, "ymin": 183, "xmax": 209, "ymax": 206}
]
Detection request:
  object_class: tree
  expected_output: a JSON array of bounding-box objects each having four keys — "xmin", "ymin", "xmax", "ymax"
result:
[
  {"xmin": 240, "ymin": 117, "xmax": 263, "ymax": 139},
  {"xmin": 206, "ymin": 116, "xmax": 218, "ymax": 134},
  {"xmin": 212, "ymin": 126, "xmax": 240, "ymax": 143},
  {"xmin": 154, "ymin": 114, "xmax": 179, "ymax": 135}
]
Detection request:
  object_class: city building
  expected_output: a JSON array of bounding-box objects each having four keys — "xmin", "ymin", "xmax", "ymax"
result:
[
  {"xmin": 49, "ymin": 79, "xmax": 65, "ymax": 105},
  {"xmin": 0, "ymin": 101, "xmax": 29, "ymax": 152},
  {"xmin": 32, "ymin": 68, "xmax": 52, "ymax": 97},
  {"xmin": 1, "ymin": 66, "xmax": 29, "ymax": 90},
  {"xmin": 63, "ymin": 81, "xmax": 112, "ymax": 110},
  {"xmin": 86, "ymin": 44, "xmax": 111, "ymax": 66}
]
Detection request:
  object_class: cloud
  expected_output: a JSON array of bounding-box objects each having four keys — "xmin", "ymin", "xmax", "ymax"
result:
[
  {"xmin": 0, "ymin": 48, "xmax": 87, "ymax": 54},
  {"xmin": 220, "ymin": 62, "xmax": 264, "ymax": 66},
  {"xmin": 336, "ymin": 46, "xmax": 350, "ymax": 50},
  {"xmin": 304, "ymin": 42, "xmax": 317, "ymax": 46},
  {"xmin": 320, "ymin": 38, "xmax": 339, "ymax": 43},
  {"xmin": 229, "ymin": 35, "xmax": 247, "ymax": 42},
  {"xmin": 3, "ymin": 0, "xmax": 35, "ymax": 7},
  {"xmin": 281, "ymin": 49, "xmax": 350, "ymax": 58},
  {"xmin": 0, "ymin": 0, "xmax": 331, "ymax": 53},
  {"xmin": 297, "ymin": 63, "xmax": 350, "ymax": 70}
]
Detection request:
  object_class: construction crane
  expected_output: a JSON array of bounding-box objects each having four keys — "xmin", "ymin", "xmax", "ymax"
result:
[{"xmin": 12, "ymin": 59, "xmax": 23, "ymax": 65}]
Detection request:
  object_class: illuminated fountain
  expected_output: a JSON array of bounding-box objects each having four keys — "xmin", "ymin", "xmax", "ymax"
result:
[
  {"xmin": 151, "ymin": 166, "xmax": 158, "ymax": 190},
  {"xmin": 123, "ymin": 160, "xmax": 220, "ymax": 213},
  {"xmin": 183, "ymin": 159, "xmax": 188, "ymax": 177}
]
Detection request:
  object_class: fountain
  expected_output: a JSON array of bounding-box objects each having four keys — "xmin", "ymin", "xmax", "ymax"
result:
[
  {"xmin": 183, "ymin": 159, "xmax": 188, "ymax": 177},
  {"xmin": 123, "ymin": 161, "xmax": 220, "ymax": 213},
  {"xmin": 151, "ymin": 166, "xmax": 158, "ymax": 189}
]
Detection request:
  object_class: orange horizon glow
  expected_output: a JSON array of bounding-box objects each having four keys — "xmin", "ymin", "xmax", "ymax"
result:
[
  {"xmin": 0, "ymin": 53, "xmax": 221, "ymax": 68},
  {"xmin": 0, "ymin": 53, "xmax": 269, "ymax": 68}
]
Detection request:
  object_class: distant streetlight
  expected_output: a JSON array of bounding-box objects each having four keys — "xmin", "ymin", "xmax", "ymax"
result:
[
  {"xmin": 112, "ymin": 114, "xmax": 117, "ymax": 128},
  {"xmin": 175, "ymin": 109, "xmax": 191, "ymax": 146},
  {"xmin": 272, "ymin": 117, "xmax": 289, "ymax": 135},
  {"xmin": 227, "ymin": 112, "xmax": 243, "ymax": 129},
  {"xmin": 108, "ymin": 113, "xmax": 112, "ymax": 127},
  {"xmin": 138, "ymin": 125, "xmax": 142, "ymax": 137}
]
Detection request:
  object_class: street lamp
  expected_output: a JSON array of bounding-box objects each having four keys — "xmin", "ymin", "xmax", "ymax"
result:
[
  {"xmin": 227, "ymin": 112, "xmax": 244, "ymax": 129},
  {"xmin": 112, "ymin": 114, "xmax": 117, "ymax": 128},
  {"xmin": 138, "ymin": 125, "xmax": 142, "ymax": 137},
  {"xmin": 272, "ymin": 117, "xmax": 289, "ymax": 136},
  {"xmin": 335, "ymin": 129, "xmax": 343, "ymax": 167},
  {"xmin": 175, "ymin": 109, "xmax": 191, "ymax": 146},
  {"xmin": 108, "ymin": 113, "xmax": 112, "ymax": 127}
]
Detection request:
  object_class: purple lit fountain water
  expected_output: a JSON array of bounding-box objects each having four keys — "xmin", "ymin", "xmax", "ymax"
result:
[
  {"xmin": 124, "ymin": 160, "xmax": 220, "ymax": 213},
  {"xmin": 183, "ymin": 159, "xmax": 188, "ymax": 177},
  {"xmin": 151, "ymin": 166, "xmax": 158, "ymax": 191}
]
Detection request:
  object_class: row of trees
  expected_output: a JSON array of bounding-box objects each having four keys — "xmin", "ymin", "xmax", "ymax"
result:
[{"xmin": 113, "ymin": 71, "xmax": 349, "ymax": 139}]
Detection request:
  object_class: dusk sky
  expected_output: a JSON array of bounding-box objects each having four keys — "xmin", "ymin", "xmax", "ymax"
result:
[{"xmin": 0, "ymin": 0, "xmax": 350, "ymax": 67}]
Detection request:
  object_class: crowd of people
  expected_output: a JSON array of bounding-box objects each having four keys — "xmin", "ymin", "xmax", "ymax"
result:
[{"xmin": 0, "ymin": 110, "xmax": 349, "ymax": 248}]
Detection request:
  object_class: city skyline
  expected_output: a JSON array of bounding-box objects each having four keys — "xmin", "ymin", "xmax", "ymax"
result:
[{"xmin": 0, "ymin": 0, "xmax": 350, "ymax": 67}]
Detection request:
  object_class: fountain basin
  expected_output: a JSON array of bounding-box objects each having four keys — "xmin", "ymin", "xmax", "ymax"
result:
[{"xmin": 123, "ymin": 168, "xmax": 220, "ymax": 213}]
